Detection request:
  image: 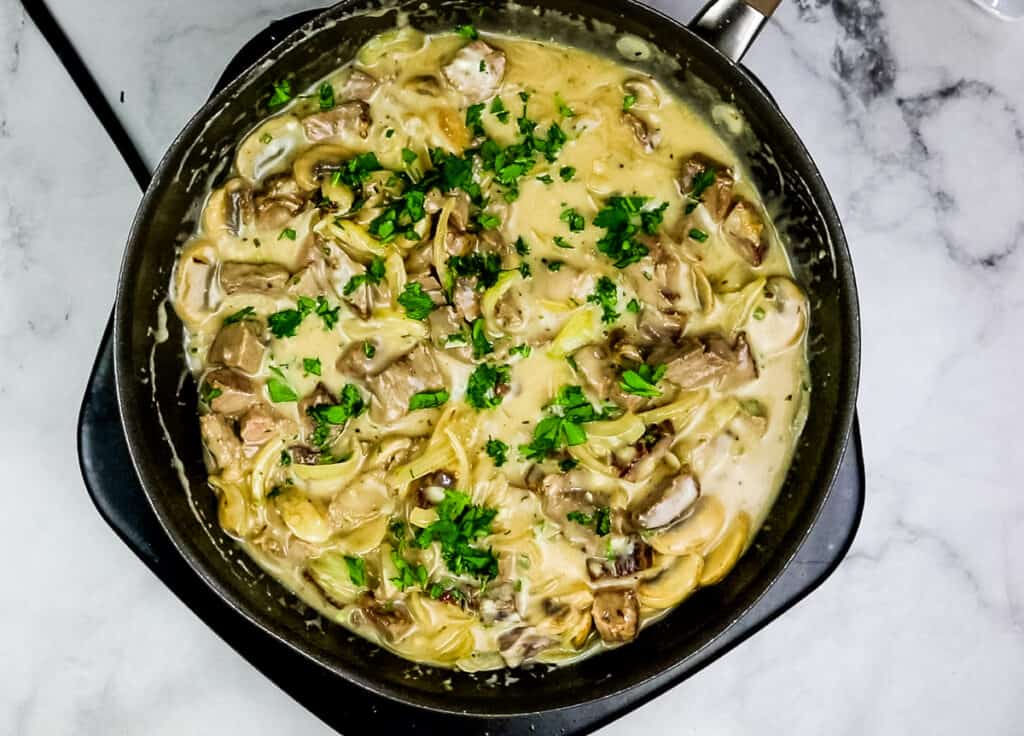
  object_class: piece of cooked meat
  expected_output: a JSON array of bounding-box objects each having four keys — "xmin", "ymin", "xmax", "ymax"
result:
[
  {"xmin": 497, "ymin": 626, "xmax": 555, "ymax": 667},
  {"xmin": 200, "ymin": 413, "xmax": 242, "ymax": 470},
  {"xmin": 591, "ymin": 588, "xmax": 640, "ymax": 643},
  {"xmin": 204, "ymin": 368, "xmax": 258, "ymax": 416},
  {"xmin": 663, "ymin": 332, "xmax": 757, "ymax": 390},
  {"xmin": 302, "ymin": 100, "xmax": 371, "ymax": 142},
  {"xmin": 365, "ymin": 345, "xmax": 445, "ymax": 424},
  {"xmin": 339, "ymin": 70, "xmax": 378, "ymax": 101},
  {"xmin": 441, "ymin": 40, "xmax": 506, "ymax": 103},
  {"xmin": 208, "ymin": 320, "xmax": 265, "ymax": 374},
  {"xmin": 238, "ymin": 403, "xmax": 279, "ymax": 446},
  {"xmin": 572, "ymin": 345, "xmax": 614, "ymax": 401},
  {"xmin": 253, "ymin": 175, "xmax": 308, "ymax": 229}
]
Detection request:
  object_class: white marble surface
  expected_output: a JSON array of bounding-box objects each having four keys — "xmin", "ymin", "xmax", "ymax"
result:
[{"xmin": 1, "ymin": 0, "xmax": 1022, "ymax": 733}]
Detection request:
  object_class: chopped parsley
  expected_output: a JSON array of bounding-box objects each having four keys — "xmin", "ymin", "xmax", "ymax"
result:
[
  {"xmin": 200, "ymin": 383, "xmax": 222, "ymax": 404},
  {"xmin": 303, "ymin": 357, "xmax": 322, "ymax": 376},
  {"xmin": 626, "ymin": 298, "xmax": 641, "ymax": 314},
  {"xmin": 619, "ymin": 363, "xmax": 667, "ymax": 398},
  {"xmin": 559, "ymin": 166, "xmax": 576, "ymax": 182},
  {"xmin": 455, "ymin": 24, "xmax": 479, "ymax": 40},
  {"xmin": 685, "ymin": 167, "xmax": 717, "ymax": 213},
  {"xmin": 593, "ymin": 196, "xmax": 668, "ymax": 268},
  {"xmin": 536, "ymin": 174, "xmax": 554, "ymax": 185},
  {"xmin": 363, "ymin": 341, "xmax": 376, "ymax": 357},
  {"xmin": 623, "ymin": 93, "xmax": 637, "ymax": 110},
  {"xmin": 391, "ymin": 550, "xmax": 429, "ymax": 591},
  {"xmin": 259, "ymin": 132, "xmax": 273, "ymax": 144},
  {"xmin": 318, "ymin": 82, "xmax": 334, "ymax": 111},
  {"xmin": 331, "ymin": 151, "xmax": 383, "ymax": 189},
  {"xmin": 567, "ymin": 507, "xmax": 612, "ymax": 535},
  {"xmin": 688, "ymin": 228, "xmax": 709, "ymax": 243},
  {"xmin": 280, "ymin": 450, "xmax": 292, "ymax": 466},
  {"xmin": 465, "ymin": 363, "xmax": 510, "ymax": 410},
  {"xmin": 470, "ymin": 318, "xmax": 493, "ymax": 359},
  {"xmin": 447, "ymin": 251, "xmax": 502, "ymax": 290},
  {"xmin": 546, "ymin": 260, "xmax": 564, "ymax": 272},
  {"xmin": 344, "ymin": 556, "xmax": 367, "ymax": 587},
  {"xmin": 553, "ymin": 235, "xmax": 573, "ymax": 249},
  {"xmin": 555, "ymin": 93, "xmax": 574, "ymax": 118},
  {"xmin": 268, "ymin": 308, "xmax": 305, "ymax": 338},
  {"xmin": 753, "ymin": 306, "xmax": 766, "ymax": 320},
  {"xmin": 401, "ymin": 147, "xmax": 418, "ymax": 165},
  {"xmin": 509, "ymin": 344, "xmax": 531, "ymax": 358},
  {"xmin": 587, "ymin": 276, "xmax": 619, "ymax": 323},
  {"xmin": 398, "ymin": 282, "xmax": 435, "ymax": 320},
  {"xmin": 518, "ymin": 261, "xmax": 532, "ymax": 278},
  {"xmin": 415, "ymin": 489, "xmax": 498, "ymax": 580},
  {"xmin": 307, "ymin": 384, "xmax": 366, "ymax": 449},
  {"xmin": 343, "ymin": 255, "xmax": 386, "ymax": 295},
  {"xmin": 490, "ymin": 96, "xmax": 510, "ymax": 123},
  {"xmin": 267, "ymin": 79, "xmax": 292, "ymax": 111},
  {"xmin": 515, "ymin": 236, "xmax": 530, "ymax": 256},
  {"xmin": 466, "ymin": 102, "xmax": 486, "ymax": 138},
  {"xmin": 279, "ymin": 227, "xmax": 297, "ymax": 241},
  {"xmin": 560, "ymin": 207, "xmax": 585, "ymax": 232},
  {"xmin": 409, "ymin": 389, "xmax": 450, "ymax": 410},
  {"xmin": 485, "ymin": 438, "xmax": 509, "ymax": 467},
  {"xmin": 474, "ymin": 211, "xmax": 501, "ymax": 230},
  {"xmin": 520, "ymin": 385, "xmax": 610, "ymax": 461},
  {"xmin": 559, "ymin": 457, "xmax": 579, "ymax": 472},
  {"xmin": 267, "ymin": 367, "xmax": 298, "ymax": 403},
  {"xmin": 223, "ymin": 306, "xmax": 255, "ymax": 325}
]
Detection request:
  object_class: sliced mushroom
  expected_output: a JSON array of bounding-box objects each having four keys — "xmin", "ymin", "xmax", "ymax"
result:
[
  {"xmin": 648, "ymin": 495, "xmax": 726, "ymax": 556},
  {"xmin": 497, "ymin": 626, "xmax": 555, "ymax": 667},
  {"xmin": 723, "ymin": 200, "xmax": 767, "ymax": 266},
  {"xmin": 572, "ymin": 345, "xmax": 614, "ymax": 401},
  {"xmin": 441, "ymin": 40, "xmax": 506, "ymax": 103},
  {"xmin": 623, "ymin": 112, "xmax": 661, "ymax": 153},
  {"xmin": 634, "ymin": 473, "xmax": 700, "ymax": 530},
  {"xmin": 587, "ymin": 538, "xmax": 653, "ymax": 580},
  {"xmin": 200, "ymin": 413, "xmax": 242, "ymax": 471},
  {"xmin": 253, "ymin": 174, "xmax": 308, "ymax": 229},
  {"xmin": 621, "ymin": 424, "xmax": 675, "ymax": 482},
  {"xmin": 173, "ymin": 243, "xmax": 216, "ymax": 325},
  {"xmin": 204, "ymin": 368, "xmax": 258, "ymax": 416},
  {"xmin": 208, "ymin": 320, "xmax": 265, "ymax": 374},
  {"xmin": 302, "ymin": 100, "xmax": 371, "ymax": 142},
  {"xmin": 359, "ymin": 595, "xmax": 414, "ymax": 642},
  {"xmin": 591, "ymin": 588, "xmax": 640, "ymax": 643},
  {"xmin": 745, "ymin": 276, "xmax": 808, "ymax": 357},
  {"xmin": 236, "ymin": 114, "xmax": 305, "ymax": 183},
  {"xmin": 219, "ymin": 262, "xmax": 290, "ymax": 296},
  {"xmin": 638, "ymin": 554, "xmax": 703, "ymax": 610},
  {"xmin": 677, "ymin": 155, "xmax": 734, "ymax": 222}
]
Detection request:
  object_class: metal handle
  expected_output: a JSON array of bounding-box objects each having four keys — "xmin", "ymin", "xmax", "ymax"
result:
[{"xmin": 690, "ymin": 0, "xmax": 780, "ymax": 63}]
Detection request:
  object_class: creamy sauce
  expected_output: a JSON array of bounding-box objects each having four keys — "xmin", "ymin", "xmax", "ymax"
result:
[{"xmin": 169, "ymin": 28, "xmax": 810, "ymax": 671}]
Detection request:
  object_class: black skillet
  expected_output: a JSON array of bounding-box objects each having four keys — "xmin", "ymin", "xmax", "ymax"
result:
[{"xmin": 111, "ymin": 0, "xmax": 860, "ymax": 719}]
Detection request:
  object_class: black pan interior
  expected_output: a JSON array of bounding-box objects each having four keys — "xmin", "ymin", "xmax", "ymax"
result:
[{"xmin": 115, "ymin": 0, "xmax": 859, "ymax": 716}]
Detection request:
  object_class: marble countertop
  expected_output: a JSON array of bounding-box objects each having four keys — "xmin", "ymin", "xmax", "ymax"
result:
[{"xmin": 1, "ymin": 0, "xmax": 1022, "ymax": 733}]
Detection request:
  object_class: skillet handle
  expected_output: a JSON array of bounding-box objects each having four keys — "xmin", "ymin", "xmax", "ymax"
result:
[{"xmin": 690, "ymin": 0, "xmax": 780, "ymax": 63}]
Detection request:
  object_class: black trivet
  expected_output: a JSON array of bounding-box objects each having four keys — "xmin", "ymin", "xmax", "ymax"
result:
[{"xmin": 75, "ymin": 8, "xmax": 864, "ymax": 735}]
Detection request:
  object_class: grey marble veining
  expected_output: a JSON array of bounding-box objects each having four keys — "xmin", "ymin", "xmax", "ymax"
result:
[{"xmin": 0, "ymin": 0, "xmax": 1022, "ymax": 734}]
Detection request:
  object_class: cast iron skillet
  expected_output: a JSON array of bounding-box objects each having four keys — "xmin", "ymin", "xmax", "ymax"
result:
[{"xmin": 115, "ymin": 0, "xmax": 860, "ymax": 717}]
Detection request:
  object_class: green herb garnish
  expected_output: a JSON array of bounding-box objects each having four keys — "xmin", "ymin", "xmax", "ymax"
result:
[
  {"xmin": 466, "ymin": 363, "xmax": 511, "ymax": 410},
  {"xmin": 470, "ymin": 318, "xmax": 493, "ymax": 359},
  {"xmin": 587, "ymin": 276, "xmax": 619, "ymax": 323},
  {"xmin": 415, "ymin": 490, "xmax": 498, "ymax": 580},
  {"xmin": 267, "ymin": 80, "xmax": 293, "ymax": 111},
  {"xmin": 307, "ymin": 384, "xmax": 366, "ymax": 449},
  {"xmin": 553, "ymin": 235, "xmax": 573, "ymax": 249},
  {"xmin": 490, "ymin": 96, "xmax": 510, "ymax": 123},
  {"xmin": 619, "ymin": 363, "xmax": 667, "ymax": 398},
  {"xmin": 398, "ymin": 282, "xmax": 436, "ymax": 320},
  {"xmin": 455, "ymin": 24, "xmax": 479, "ymax": 40},
  {"xmin": 485, "ymin": 438, "xmax": 509, "ymax": 467},
  {"xmin": 267, "ymin": 367, "xmax": 298, "ymax": 403},
  {"xmin": 593, "ymin": 196, "xmax": 667, "ymax": 268},
  {"xmin": 344, "ymin": 556, "xmax": 367, "ymax": 587},
  {"xmin": 559, "ymin": 166, "xmax": 576, "ymax": 182},
  {"xmin": 223, "ymin": 306, "xmax": 255, "ymax": 325},
  {"xmin": 279, "ymin": 227, "xmax": 297, "ymax": 241},
  {"xmin": 466, "ymin": 102, "xmax": 486, "ymax": 138},
  {"xmin": 623, "ymin": 94, "xmax": 637, "ymax": 110},
  {"xmin": 343, "ymin": 255, "xmax": 386, "ymax": 295},
  {"xmin": 390, "ymin": 550, "xmax": 429, "ymax": 591},
  {"xmin": 560, "ymin": 207, "xmax": 585, "ymax": 232},
  {"xmin": 626, "ymin": 298, "xmax": 641, "ymax": 314},
  {"xmin": 409, "ymin": 389, "xmax": 450, "ymax": 410},
  {"xmin": 303, "ymin": 357, "xmax": 322, "ymax": 376},
  {"xmin": 520, "ymin": 385, "xmax": 609, "ymax": 461},
  {"xmin": 509, "ymin": 344, "xmax": 531, "ymax": 358},
  {"xmin": 318, "ymin": 82, "xmax": 335, "ymax": 111},
  {"xmin": 688, "ymin": 228, "xmax": 709, "ymax": 243}
]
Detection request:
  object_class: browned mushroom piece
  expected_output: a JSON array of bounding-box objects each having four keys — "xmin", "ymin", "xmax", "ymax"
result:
[
  {"xmin": 441, "ymin": 40, "xmax": 507, "ymax": 103},
  {"xmin": 175, "ymin": 251, "xmax": 215, "ymax": 317},
  {"xmin": 204, "ymin": 368, "xmax": 258, "ymax": 416},
  {"xmin": 587, "ymin": 539, "xmax": 653, "ymax": 580},
  {"xmin": 663, "ymin": 332, "xmax": 758, "ymax": 390},
  {"xmin": 302, "ymin": 100, "xmax": 372, "ymax": 142},
  {"xmin": 339, "ymin": 69, "xmax": 378, "ymax": 101},
  {"xmin": 365, "ymin": 346, "xmax": 445, "ymax": 424},
  {"xmin": 572, "ymin": 345, "xmax": 615, "ymax": 401},
  {"xmin": 208, "ymin": 320, "xmax": 265, "ymax": 375},
  {"xmin": 677, "ymin": 155, "xmax": 734, "ymax": 222},
  {"xmin": 358, "ymin": 595, "xmax": 414, "ymax": 642},
  {"xmin": 591, "ymin": 588, "xmax": 640, "ymax": 643},
  {"xmin": 722, "ymin": 200, "xmax": 767, "ymax": 266},
  {"xmin": 621, "ymin": 423, "xmax": 675, "ymax": 482},
  {"xmin": 199, "ymin": 413, "xmax": 242, "ymax": 470},
  {"xmin": 623, "ymin": 112, "xmax": 661, "ymax": 153},
  {"xmin": 497, "ymin": 626, "xmax": 555, "ymax": 667},
  {"xmin": 634, "ymin": 473, "xmax": 700, "ymax": 530},
  {"xmin": 219, "ymin": 262, "xmax": 290, "ymax": 296},
  {"xmin": 253, "ymin": 175, "xmax": 308, "ymax": 229},
  {"xmin": 238, "ymin": 403, "xmax": 279, "ymax": 446}
]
